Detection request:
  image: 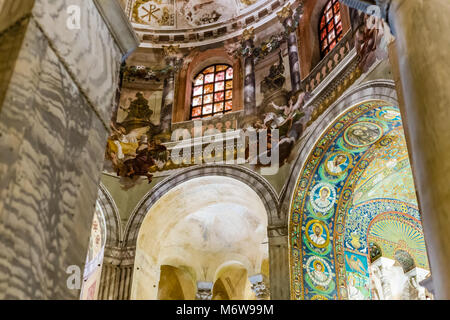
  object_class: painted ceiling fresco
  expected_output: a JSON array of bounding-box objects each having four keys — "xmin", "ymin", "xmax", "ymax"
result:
[
  {"xmin": 289, "ymin": 100, "xmax": 429, "ymax": 300},
  {"xmin": 131, "ymin": 0, "xmax": 260, "ymax": 28}
]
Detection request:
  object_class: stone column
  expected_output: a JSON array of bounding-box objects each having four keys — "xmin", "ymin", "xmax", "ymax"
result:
[
  {"xmin": 97, "ymin": 247, "xmax": 136, "ymax": 300},
  {"xmin": 160, "ymin": 71, "xmax": 175, "ymax": 133},
  {"xmin": 0, "ymin": 0, "xmax": 138, "ymax": 299},
  {"xmin": 268, "ymin": 226, "xmax": 290, "ymax": 300},
  {"xmin": 381, "ymin": 0, "xmax": 450, "ymax": 299},
  {"xmin": 160, "ymin": 46, "xmax": 181, "ymax": 136},
  {"xmin": 242, "ymin": 28, "xmax": 257, "ymax": 116},
  {"xmin": 196, "ymin": 282, "xmax": 213, "ymax": 300},
  {"xmin": 278, "ymin": 5, "xmax": 302, "ymax": 93},
  {"xmin": 249, "ymin": 274, "xmax": 270, "ymax": 300}
]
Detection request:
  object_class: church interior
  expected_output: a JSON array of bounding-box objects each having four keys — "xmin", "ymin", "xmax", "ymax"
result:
[{"xmin": 0, "ymin": 0, "xmax": 449, "ymax": 300}]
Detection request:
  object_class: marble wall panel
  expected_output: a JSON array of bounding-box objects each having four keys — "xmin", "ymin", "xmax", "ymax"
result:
[{"xmin": 0, "ymin": 18, "xmax": 110, "ymax": 299}]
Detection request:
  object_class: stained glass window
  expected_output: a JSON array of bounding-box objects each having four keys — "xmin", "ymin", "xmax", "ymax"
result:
[
  {"xmin": 319, "ymin": 0, "xmax": 344, "ymax": 58},
  {"xmin": 191, "ymin": 64, "xmax": 233, "ymax": 120}
]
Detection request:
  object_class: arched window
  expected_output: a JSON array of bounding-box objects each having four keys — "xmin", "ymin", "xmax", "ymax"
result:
[
  {"xmin": 319, "ymin": 0, "xmax": 344, "ymax": 58},
  {"xmin": 190, "ymin": 64, "xmax": 234, "ymax": 120}
]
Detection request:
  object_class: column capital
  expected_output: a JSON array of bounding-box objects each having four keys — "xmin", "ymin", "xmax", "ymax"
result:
[
  {"xmin": 196, "ymin": 282, "xmax": 213, "ymax": 300},
  {"xmin": 268, "ymin": 225, "xmax": 288, "ymax": 238},
  {"xmin": 162, "ymin": 45, "xmax": 184, "ymax": 72},
  {"xmin": 277, "ymin": 3, "xmax": 303, "ymax": 34},
  {"xmin": 238, "ymin": 28, "xmax": 256, "ymax": 58},
  {"xmin": 242, "ymin": 27, "xmax": 255, "ymax": 43}
]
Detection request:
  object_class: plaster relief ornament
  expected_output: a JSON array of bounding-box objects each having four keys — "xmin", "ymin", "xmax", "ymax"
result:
[
  {"xmin": 310, "ymin": 182, "xmax": 336, "ymax": 213},
  {"xmin": 343, "ymin": 121, "xmax": 383, "ymax": 148},
  {"xmin": 133, "ymin": 0, "xmax": 175, "ymax": 27},
  {"xmin": 306, "ymin": 256, "xmax": 333, "ymax": 288},
  {"xmin": 305, "ymin": 220, "xmax": 330, "ymax": 248},
  {"xmin": 243, "ymin": 27, "xmax": 255, "ymax": 40},
  {"xmin": 325, "ymin": 151, "xmax": 352, "ymax": 176},
  {"xmin": 163, "ymin": 44, "xmax": 184, "ymax": 61},
  {"xmin": 178, "ymin": 0, "xmax": 239, "ymax": 26}
]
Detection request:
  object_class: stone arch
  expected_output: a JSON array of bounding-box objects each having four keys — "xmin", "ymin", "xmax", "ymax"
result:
[
  {"xmin": 213, "ymin": 262, "xmax": 250, "ymax": 300},
  {"xmin": 157, "ymin": 265, "xmax": 196, "ymax": 300},
  {"xmin": 298, "ymin": 0, "xmax": 352, "ymax": 78},
  {"xmin": 122, "ymin": 164, "xmax": 293, "ymax": 299},
  {"xmin": 281, "ymin": 80, "xmax": 403, "ymax": 299},
  {"xmin": 123, "ymin": 164, "xmax": 280, "ymax": 249}
]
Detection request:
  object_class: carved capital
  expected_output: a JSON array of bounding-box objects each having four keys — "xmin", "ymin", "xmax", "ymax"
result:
[
  {"xmin": 277, "ymin": 4, "xmax": 293, "ymax": 21},
  {"xmin": 268, "ymin": 225, "xmax": 288, "ymax": 238},
  {"xmin": 242, "ymin": 27, "xmax": 255, "ymax": 42},
  {"xmin": 162, "ymin": 45, "xmax": 184, "ymax": 70},
  {"xmin": 196, "ymin": 282, "xmax": 213, "ymax": 300}
]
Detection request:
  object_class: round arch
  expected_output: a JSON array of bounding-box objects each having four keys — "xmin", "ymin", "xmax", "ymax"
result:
[
  {"xmin": 281, "ymin": 79, "xmax": 399, "ymax": 217},
  {"xmin": 281, "ymin": 80, "xmax": 429, "ymax": 300},
  {"xmin": 130, "ymin": 174, "xmax": 270, "ymax": 300},
  {"xmin": 297, "ymin": 0, "xmax": 351, "ymax": 78},
  {"xmin": 123, "ymin": 164, "xmax": 280, "ymax": 249}
]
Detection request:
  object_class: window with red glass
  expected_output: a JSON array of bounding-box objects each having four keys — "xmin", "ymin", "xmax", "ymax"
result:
[
  {"xmin": 319, "ymin": 0, "xmax": 344, "ymax": 58},
  {"xmin": 190, "ymin": 65, "xmax": 234, "ymax": 120}
]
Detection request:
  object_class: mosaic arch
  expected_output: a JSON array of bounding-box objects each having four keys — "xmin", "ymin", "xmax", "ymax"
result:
[
  {"xmin": 289, "ymin": 100, "xmax": 430, "ymax": 300},
  {"xmin": 80, "ymin": 202, "xmax": 107, "ymax": 300}
]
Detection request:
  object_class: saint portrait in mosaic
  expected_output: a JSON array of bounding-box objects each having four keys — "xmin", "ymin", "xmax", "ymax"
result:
[
  {"xmin": 306, "ymin": 220, "xmax": 330, "ymax": 248},
  {"xmin": 306, "ymin": 256, "xmax": 333, "ymax": 289},
  {"xmin": 325, "ymin": 152, "xmax": 351, "ymax": 176}
]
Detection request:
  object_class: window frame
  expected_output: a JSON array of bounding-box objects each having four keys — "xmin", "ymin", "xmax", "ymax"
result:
[{"xmin": 190, "ymin": 64, "xmax": 234, "ymax": 120}]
